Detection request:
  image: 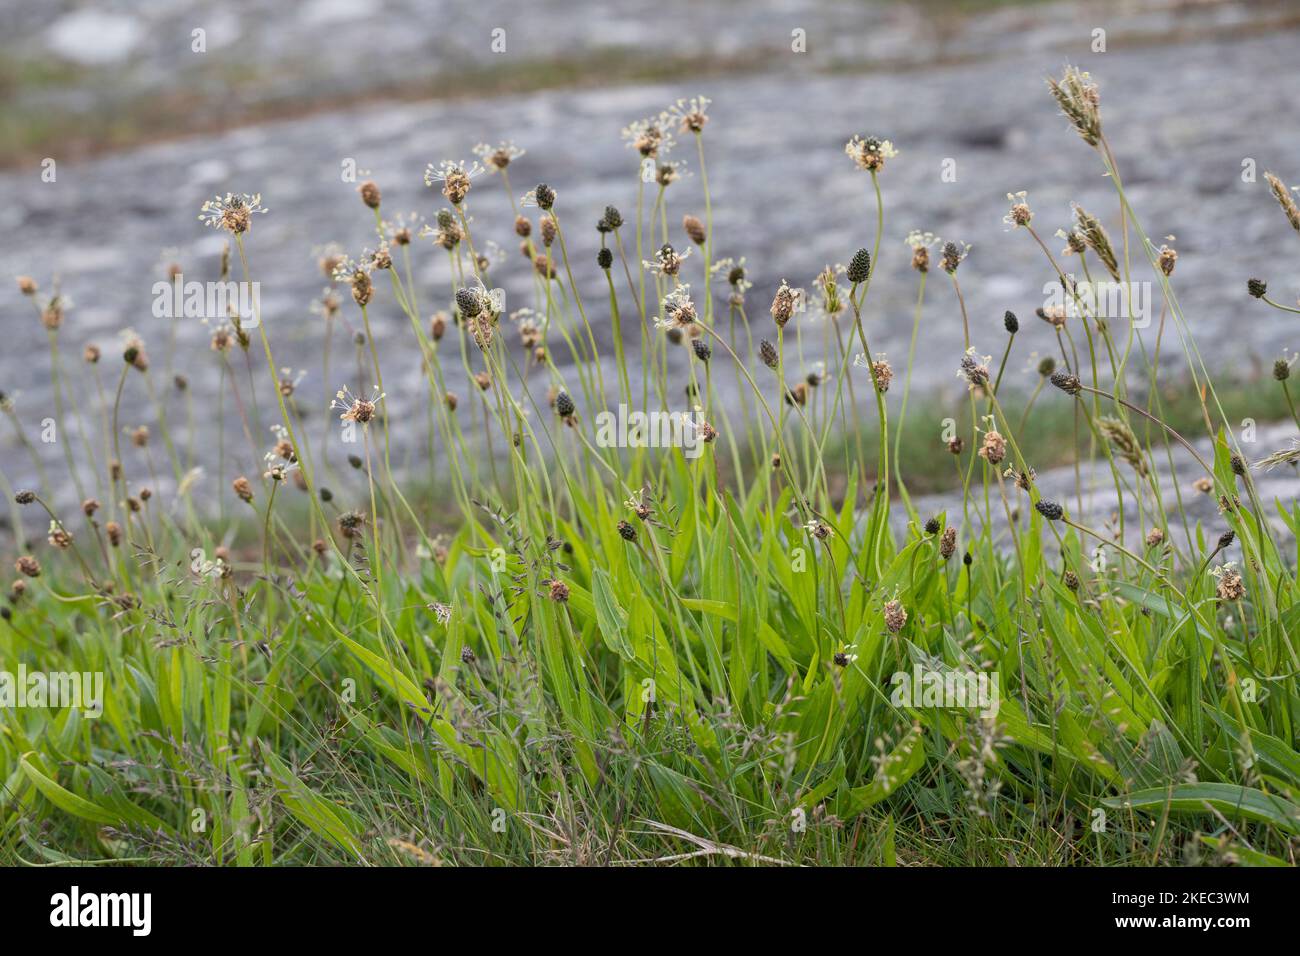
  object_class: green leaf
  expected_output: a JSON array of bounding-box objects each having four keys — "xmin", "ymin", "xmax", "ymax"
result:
[
  {"xmin": 591, "ymin": 566, "xmax": 635, "ymax": 660},
  {"xmin": 264, "ymin": 750, "xmax": 364, "ymax": 858},
  {"xmin": 1103, "ymin": 783, "xmax": 1300, "ymax": 834},
  {"xmin": 20, "ymin": 756, "xmax": 165, "ymax": 831}
]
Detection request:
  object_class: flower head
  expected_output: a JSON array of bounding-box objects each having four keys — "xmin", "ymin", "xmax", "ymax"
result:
[
  {"xmin": 332, "ymin": 385, "xmax": 386, "ymax": 425},
  {"xmin": 331, "ymin": 254, "xmax": 375, "ymax": 307},
  {"xmin": 803, "ymin": 519, "xmax": 832, "ymax": 541},
  {"xmin": 644, "ymin": 243, "xmax": 691, "ymax": 278},
  {"xmin": 1003, "ymin": 191, "xmax": 1032, "ymax": 228},
  {"xmin": 905, "ymin": 230, "xmax": 939, "ymax": 272},
  {"xmin": 941, "ymin": 240, "xmax": 970, "ymax": 274},
  {"xmin": 424, "ymin": 160, "xmax": 484, "ymax": 204},
  {"xmin": 844, "ymin": 135, "xmax": 898, "ymax": 173},
  {"xmin": 622, "ymin": 115, "xmax": 675, "ymax": 158},
  {"xmin": 1046, "ymin": 65, "xmax": 1101, "ymax": 146},
  {"xmin": 199, "ymin": 193, "xmax": 267, "ymax": 234},
  {"xmin": 1071, "ymin": 204, "xmax": 1120, "ymax": 280},
  {"xmin": 959, "ymin": 347, "xmax": 991, "ymax": 388},
  {"xmin": 770, "ymin": 280, "xmax": 801, "ymax": 328},
  {"xmin": 1211, "ymin": 562, "xmax": 1245, "ymax": 602},
  {"xmin": 654, "ymin": 285, "xmax": 698, "ymax": 331},
  {"xmin": 667, "ymin": 96, "xmax": 711, "ymax": 135},
  {"xmin": 473, "ymin": 141, "xmax": 526, "ymax": 173}
]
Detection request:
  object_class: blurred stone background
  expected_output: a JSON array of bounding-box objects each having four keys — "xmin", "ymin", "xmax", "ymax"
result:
[{"xmin": 2, "ymin": 0, "xmax": 1299, "ymax": 513}]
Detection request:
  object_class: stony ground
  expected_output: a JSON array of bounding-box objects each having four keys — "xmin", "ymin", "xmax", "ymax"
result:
[{"xmin": 3, "ymin": 0, "xmax": 1299, "ymax": 519}]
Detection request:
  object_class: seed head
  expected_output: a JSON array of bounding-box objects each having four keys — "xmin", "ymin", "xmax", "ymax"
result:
[
  {"xmin": 548, "ymin": 579, "xmax": 570, "ymax": 603},
  {"xmin": 1217, "ymin": 529, "xmax": 1236, "ymax": 550},
  {"xmin": 16, "ymin": 276, "xmax": 36, "ymax": 296},
  {"xmin": 84, "ymin": 343, "xmax": 101, "ymax": 364},
  {"xmin": 106, "ymin": 521, "xmax": 122, "ymax": 546},
  {"xmin": 602, "ymin": 206, "xmax": 624, "ymax": 230},
  {"xmin": 924, "ymin": 516, "xmax": 941, "ymax": 535},
  {"xmin": 1145, "ymin": 527, "xmax": 1164, "ymax": 548},
  {"xmin": 1213, "ymin": 564, "xmax": 1245, "ymax": 602},
  {"xmin": 232, "ymin": 476, "xmax": 254, "ymax": 503},
  {"xmin": 1050, "ymin": 369, "xmax": 1082, "ymax": 395},
  {"xmin": 691, "ymin": 338, "xmax": 712, "ymax": 363},
  {"xmin": 978, "ymin": 430, "xmax": 1006, "ymax": 466},
  {"xmin": 959, "ymin": 349, "xmax": 990, "ymax": 388},
  {"xmin": 47, "ymin": 522, "xmax": 72, "ymax": 549},
  {"xmin": 555, "ymin": 390, "xmax": 575, "ymax": 419},
  {"xmin": 347, "ymin": 268, "xmax": 373, "ymax": 307},
  {"xmin": 533, "ymin": 183, "xmax": 556, "ymax": 210},
  {"xmin": 1063, "ymin": 570, "xmax": 1079, "ymax": 591},
  {"xmin": 1072, "ymin": 204, "xmax": 1120, "ymax": 280},
  {"xmin": 833, "ymin": 652, "xmax": 849, "ymax": 667},
  {"xmin": 597, "ymin": 247, "xmax": 613, "ymax": 270},
  {"xmin": 430, "ymin": 312, "xmax": 447, "ymax": 341},
  {"xmin": 760, "ymin": 339, "xmax": 779, "ymax": 369},
  {"xmin": 883, "ymin": 599, "xmax": 907, "ymax": 633},
  {"xmin": 871, "ymin": 359, "xmax": 893, "ymax": 393},
  {"xmin": 539, "ymin": 216, "xmax": 557, "ymax": 247},
  {"xmin": 14, "ymin": 490, "xmax": 35, "ymax": 505},
  {"xmin": 534, "ymin": 254, "xmax": 557, "ymax": 279},
  {"xmin": 358, "ymin": 180, "xmax": 381, "ymax": 209},
  {"xmin": 1247, "ymin": 278, "xmax": 1267, "ymax": 299},
  {"xmin": 1037, "ymin": 305, "xmax": 1068, "ymax": 328},
  {"xmin": 940, "ymin": 241, "xmax": 967, "ymax": 274},
  {"xmin": 514, "ymin": 215, "xmax": 531, "ymax": 238},
  {"xmin": 455, "ymin": 287, "xmax": 481, "ymax": 318},
  {"xmin": 770, "ymin": 280, "xmax": 797, "ymax": 328},
  {"xmin": 1003, "ymin": 310, "xmax": 1019, "ymax": 334},
  {"xmin": 16, "ymin": 556, "xmax": 41, "ymax": 578},
  {"xmin": 337, "ymin": 511, "xmax": 366, "ymax": 539},
  {"xmin": 1035, "ymin": 499, "xmax": 1064, "ymax": 521},
  {"xmin": 617, "ymin": 520, "xmax": 637, "ymax": 542},
  {"xmin": 1274, "ymin": 358, "xmax": 1291, "ymax": 381},
  {"xmin": 940, "ymin": 527, "xmax": 957, "ymax": 559},
  {"xmin": 682, "ymin": 215, "xmax": 706, "ymax": 246},
  {"xmin": 1097, "ymin": 416, "xmax": 1148, "ymax": 477},
  {"xmin": 123, "ymin": 345, "xmax": 149, "ymax": 372},
  {"xmin": 1157, "ymin": 245, "xmax": 1178, "ymax": 276},
  {"xmin": 1264, "ymin": 172, "xmax": 1300, "ymax": 232},
  {"xmin": 846, "ymin": 248, "xmax": 872, "ymax": 284}
]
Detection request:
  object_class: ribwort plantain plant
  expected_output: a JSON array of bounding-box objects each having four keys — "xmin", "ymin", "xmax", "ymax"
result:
[{"xmin": 3, "ymin": 71, "xmax": 1300, "ymax": 867}]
